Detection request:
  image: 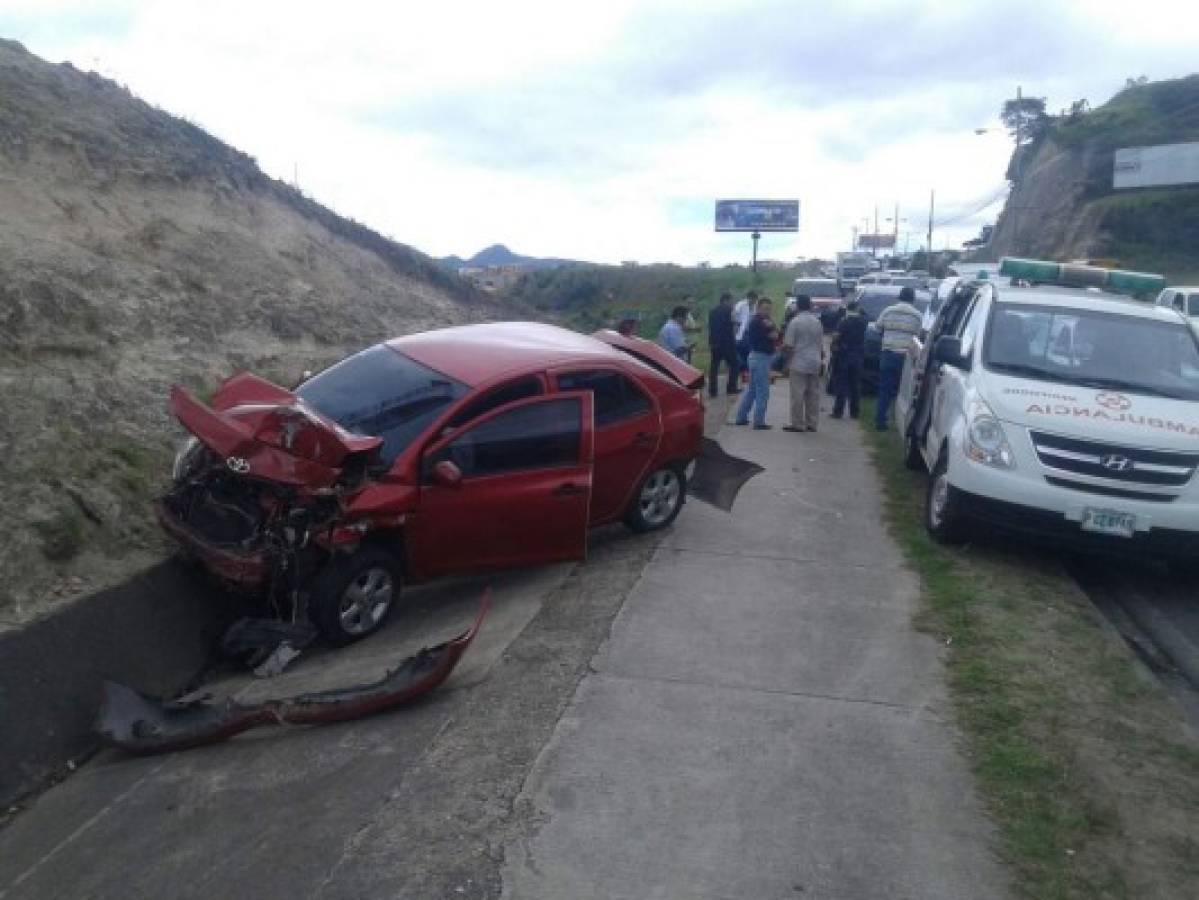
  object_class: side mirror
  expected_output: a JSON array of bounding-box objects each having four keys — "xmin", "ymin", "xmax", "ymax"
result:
[
  {"xmin": 431, "ymin": 459, "xmax": 463, "ymax": 488},
  {"xmin": 933, "ymin": 335, "xmax": 970, "ymax": 370}
]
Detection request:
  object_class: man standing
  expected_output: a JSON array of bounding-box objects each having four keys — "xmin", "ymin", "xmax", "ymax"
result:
[
  {"xmin": 658, "ymin": 305, "xmax": 691, "ymax": 360},
  {"xmin": 874, "ymin": 286, "xmax": 923, "ymax": 431},
  {"xmin": 733, "ymin": 297, "xmax": 778, "ymax": 430},
  {"xmin": 732, "ymin": 290, "xmax": 756, "ymax": 381},
  {"xmin": 781, "ymin": 295, "xmax": 825, "ymax": 433},
  {"xmin": 831, "ymin": 298, "xmax": 867, "ymax": 420},
  {"xmin": 706, "ymin": 292, "xmax": 740, "ymax": 397}
]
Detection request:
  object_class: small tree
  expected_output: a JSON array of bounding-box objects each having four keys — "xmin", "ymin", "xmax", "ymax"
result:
[{"xmin": 1001, "ymin": 95, "xmax": 1049, "ymax": 145}]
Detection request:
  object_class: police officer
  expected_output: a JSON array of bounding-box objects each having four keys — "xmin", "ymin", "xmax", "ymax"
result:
[{"xmin": 830, "ymin": 298, "xmax": 867, "ymax": 420}]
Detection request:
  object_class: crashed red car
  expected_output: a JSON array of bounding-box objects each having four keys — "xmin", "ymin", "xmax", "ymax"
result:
[{"xmin": 159, "ymin": 322, "xmax": 704, "ymax": 644}]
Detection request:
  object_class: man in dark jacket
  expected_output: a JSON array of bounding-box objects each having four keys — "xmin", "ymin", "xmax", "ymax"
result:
[
  {"xmin": 706, "ymin": 292, "xmax": 740, "ymax": 397},
  {"xmin": 831, "ymin": 299, "xmax": 867, "ymax": 419}
]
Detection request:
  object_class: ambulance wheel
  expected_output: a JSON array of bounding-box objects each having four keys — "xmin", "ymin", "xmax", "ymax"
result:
[{"xmin": 926, "ymin": 453, "xmax": 968, "ymax": 545}]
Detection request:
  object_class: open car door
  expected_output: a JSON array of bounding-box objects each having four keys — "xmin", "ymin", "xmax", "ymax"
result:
[{"xmin": 409, "ymin": 392, "xmax": 595, "ymax": 578}]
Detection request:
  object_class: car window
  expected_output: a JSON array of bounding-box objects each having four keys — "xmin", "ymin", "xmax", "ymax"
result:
[
  {"xmin": 1188, "ymin": 294, "xmax": 1199, "ymax": 316},
  {"xmin": 792, "ymin": 280, "xmax": 840, "ymax": 298},
  {"xmin": 556, "ymin": 370, "xmax": 651, "ymax": 426},
  {"xmin": 446, "ymin": 376, "xmax": 542, "ymax": 430},
  {"xmin": 296, "ymin": 345, "xmax": 468, "ymax": 466},
  {"xmin": 433, "ymin": 398, "xmax": 581, "ymax": 478}
]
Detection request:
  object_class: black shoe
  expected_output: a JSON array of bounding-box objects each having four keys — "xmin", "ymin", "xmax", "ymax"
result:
[
  {"xmin": 782, "ymin": 425, "xmax": 803, "ymax": 432},
  {"xmin": 806, "ymin": 426, "xmax": 818, "ymax": 432},
  {"xmin": 850, "ymin": 413, "xmax": 860, "ymax": 420},
  {"xmin": 753, "ymin": 424, "xmax": 772, "ymax": 430},
  {"xmin": 830, "ymin": 413, "xmax": 843, "ymax": 420},
  {"xmin": 727, "ymin": 388, "xmax": 743, "ymax": 395}
]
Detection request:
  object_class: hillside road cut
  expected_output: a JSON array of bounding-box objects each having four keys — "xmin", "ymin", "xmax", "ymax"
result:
[{"xmin": 0, "ymin": 384, "xmax": 1007, "ymax": 900}]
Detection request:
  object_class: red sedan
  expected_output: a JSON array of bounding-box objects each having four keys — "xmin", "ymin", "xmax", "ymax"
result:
[{"xmin": 159, "ymin": 323, "xmax": 705, "ymax": 644}]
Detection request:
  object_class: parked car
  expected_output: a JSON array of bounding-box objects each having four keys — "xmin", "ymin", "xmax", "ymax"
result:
[
  {"xmin": 855, "ymin": 286, "xmax": 931, "ymax": 392},
  {"xmin": 1156, "ymin": 285, "xmax": 1199, "ymax": 321},
  {"xmin": 160, "ymin": 323, "xmax": 705, "ymax": 644},
  {"xmin": 896, "ymin": 261, "xmax": 1199, "ymax": 574},
  {"xmin": 788, "ymin": 277, "xmax": 844, "ymax": 330}
]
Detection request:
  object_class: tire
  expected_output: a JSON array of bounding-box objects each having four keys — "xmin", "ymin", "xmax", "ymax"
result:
[
  {"xmin": 624, "ymin": 464, "xmax": 686, "ymax": 533},
  {"xmin": 925, "ymin": 452, "xmax": 969, "ymax": 545},
  {"xmin": 310, "ymin": 547, "xmax": 402, "ymax": 646},
  {"xmin": 903, "ymin": 432, "xmax": 925, "ymax": 471}
]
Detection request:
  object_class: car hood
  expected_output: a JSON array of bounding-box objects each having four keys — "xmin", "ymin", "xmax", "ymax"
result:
[
  {"xmin": 979, "ymin": 369, "xmax": 1199, "ymax": 451},
  {"xmin": 170, "ymin": 373, "xmax": 382, "ymax": 488},
  {"xmin": 592, "ymin": 330, "xmax": 705, "ymax": 389}
]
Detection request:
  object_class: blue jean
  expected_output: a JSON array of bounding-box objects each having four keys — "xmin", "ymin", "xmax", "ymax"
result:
[
  {"xmin": 735, "ymin": 351, "xmax": 772, "ymax": 426},
  {"xmin": 875, "ymin": 349, "xmax": 905, "ymax": 429}
]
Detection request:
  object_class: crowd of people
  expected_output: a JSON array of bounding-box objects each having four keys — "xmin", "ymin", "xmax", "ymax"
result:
[{"xmin": 652, "ymin": 285, "xmax": 925, "ymax": 433}]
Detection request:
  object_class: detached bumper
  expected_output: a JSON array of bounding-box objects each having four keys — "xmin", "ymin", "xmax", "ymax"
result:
[
  {"xmin": 156, "ymin": 501, "xmax": 269, "ymax": 588},
  {"xmin": 956, "ymin": 489, "xmax": 1199, "ymax": 559}
]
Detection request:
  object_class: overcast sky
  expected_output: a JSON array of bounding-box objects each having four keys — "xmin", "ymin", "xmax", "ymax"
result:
[{"xmin": 2, "ymin": 0, "xmax": 1196, "ymax": 264}]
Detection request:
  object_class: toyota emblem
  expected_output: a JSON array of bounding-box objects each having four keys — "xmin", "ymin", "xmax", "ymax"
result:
[
  {"xmin": 226, "ymin": 456, "xmax": 251, "ymax": 474},
  {"xmin": 1100, "ymin": 454, "xmax": 1134, "ymax": 473},
  {"xmin": 1095, "ymin": 391, "xmax": 1131, "ymax": 411}
]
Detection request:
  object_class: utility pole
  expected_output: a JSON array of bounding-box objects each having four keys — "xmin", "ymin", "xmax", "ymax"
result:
[
  {"xmin": 927, "ymin": 189, "xmax": 935, "ymax": 270},
  {"xmin": 751, "ymin": 231, "xmax": 761, "ymax": 273},
  {"xmin": 872, "ymin": 206, "xmax": 879, "ymax": 259},
  {"xmin": 893, "ymin": 202, "xmax": 899, "ymax": 255}
]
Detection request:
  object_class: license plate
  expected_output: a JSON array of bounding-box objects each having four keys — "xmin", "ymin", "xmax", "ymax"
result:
[{"xmin": 1080, "ymin": 508, "xmax": 1136, "ymax": 538}]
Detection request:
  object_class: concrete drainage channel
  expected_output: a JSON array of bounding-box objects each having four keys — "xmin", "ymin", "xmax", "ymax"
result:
[
  {"xmin": 0, "ymin": 559, "xmax": 239, "ymax": 809},
  {"xmin": 1069, "ymin": 561, "xmax": 1199, "ymax": 728}
]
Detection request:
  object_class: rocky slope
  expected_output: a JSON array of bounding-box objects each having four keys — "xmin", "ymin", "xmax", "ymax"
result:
[
  {"xmin": 0, "ymin": 39, "xmax": 498, "ymax": 628},
  {"xmin": 988, "ymin": 75, "xmax": 1199, "ymax": 277}
]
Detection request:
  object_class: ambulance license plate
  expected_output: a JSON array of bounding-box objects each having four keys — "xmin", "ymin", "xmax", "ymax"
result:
[{"xmin": 1080, "ymin": 508, "xmax": 1136, "ymax": 538}]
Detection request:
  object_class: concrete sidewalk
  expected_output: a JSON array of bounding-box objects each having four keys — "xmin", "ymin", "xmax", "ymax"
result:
[{"xmin": 501, "ymin": 383, "xmax": 1009, "ymax": 899}]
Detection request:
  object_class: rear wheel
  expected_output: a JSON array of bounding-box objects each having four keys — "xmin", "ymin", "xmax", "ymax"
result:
[
  {"xmin": 904, "ymin": 432, "xmax": 925, "ymax": 471},
  {"xmin": 926, "ymin": 452, "xmax": 969, "ymax": 545},
  {"xmin": 310, "ymin": 547, "xmax": 402, "ymax": 646},
  {"xmin": 624, "ymin": 465, "xmax": 686, "ymax": 533}
]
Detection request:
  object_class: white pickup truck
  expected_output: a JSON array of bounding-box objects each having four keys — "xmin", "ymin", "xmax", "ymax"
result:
[{"xmin": 896, "ymin": 259, "xmax": 1199, "ymax": 575}]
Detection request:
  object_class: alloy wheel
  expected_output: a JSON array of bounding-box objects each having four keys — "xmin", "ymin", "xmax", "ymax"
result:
[
  {"xmin": 338, "ymin": 566, "xmax": 395, "ymax": 635},
  {"xmin": 639, "ymin": 469, "xmax": 681, "ymax": 527}
]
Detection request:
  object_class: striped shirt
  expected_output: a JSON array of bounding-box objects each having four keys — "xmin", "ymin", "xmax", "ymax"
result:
[{"xmin": 876, "ymin": 302, "xmax": 923, "ymax": 353}]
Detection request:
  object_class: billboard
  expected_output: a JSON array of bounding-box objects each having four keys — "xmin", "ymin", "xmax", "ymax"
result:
[
  {"xmin": 1113, "ymin": 141, "xmax": 1199, "ymax": 189},
  {"xmin": 714, "ymin": 199, "xmax": 799, "ymax": 232},
  {"xmin": 857, "ymin": 233, "xmax": 896, "ymax": 250}
]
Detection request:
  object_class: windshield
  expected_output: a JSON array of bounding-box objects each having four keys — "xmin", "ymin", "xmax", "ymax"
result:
[
  {"xmin": 297, "ymin": 345, "xmax": 468, "ymax": 464},
  {"xmin": 983, "ymin": 303, "xmax": 1199, "ymax": 401},
  {"xmin": 857, "ymin": 291, "xmax": 929, "ymax": 320},
  {"xmin": 793, "ymin": 280, "xmax": 840, "ymax": 298}
]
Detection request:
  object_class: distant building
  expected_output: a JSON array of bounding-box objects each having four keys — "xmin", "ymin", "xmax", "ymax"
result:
[
  {"xmin": 621, "ymin": 260, "xmax": 639, "ymax": 268},
  {"xmin": 696, "ymin": 261, "xmax": 711, "ymax": 269}
]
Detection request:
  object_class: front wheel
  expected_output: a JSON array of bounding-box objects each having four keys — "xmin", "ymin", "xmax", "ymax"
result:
[
  {"xmin": 926, "ymin": 453, "xmax": 969, "ymax": 545},
  {"xmin": 310, "ymin": 547, "xmax": 402, "ymax": 646},
  {"xmin": 624, "ymin": 465, "xmax": 686, "ymax": 533}
]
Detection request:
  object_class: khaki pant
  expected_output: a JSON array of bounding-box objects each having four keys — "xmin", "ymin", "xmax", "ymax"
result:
[{"xmin": 789, "ymin": 370, "xmax": 821, "ymax": 430}]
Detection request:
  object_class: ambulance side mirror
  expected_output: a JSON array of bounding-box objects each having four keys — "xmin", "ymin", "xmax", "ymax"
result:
[{"xmin": 933, "ymin": 335, "xmax": 970, "ymax": 370}]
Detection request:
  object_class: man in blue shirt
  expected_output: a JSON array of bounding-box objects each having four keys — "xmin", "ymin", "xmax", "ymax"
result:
[
  {"xmin": 658, "ymin": 306, "xmax": 691, "ymax": 359},
  {"xmin": 733, "ymin": 297, "xmax": 778, "ymax": 430}
]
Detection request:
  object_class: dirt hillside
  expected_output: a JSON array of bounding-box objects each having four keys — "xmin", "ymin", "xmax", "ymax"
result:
[{"xmin": 0, "ymin": 39, "xmax": 501, "ymax": 629}]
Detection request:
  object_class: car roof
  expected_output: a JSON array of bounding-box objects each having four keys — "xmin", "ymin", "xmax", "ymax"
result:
[
  {"xmin": 389, "ymin": 322, "xmax": 628, "ymax": 386},
  {"xmin": 991, "ymin": 284, "xmax": 1190, "ymax": 324},
  {"xmin": 793, "ymin": 277, "xmax": 836, "ymax": 283},
  {"xmin": 856, "ymin": 285, "xmax": 930, "ymax": 297}
]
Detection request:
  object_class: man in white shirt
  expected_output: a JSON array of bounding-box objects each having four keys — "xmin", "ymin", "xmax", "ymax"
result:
[
  {"xmin": 874, "ymin": 287, "xmax": 923, "ymax": 431},
  {"xmin": 732, "ymin": 290, "xmax": 757, "ymax": 381}
]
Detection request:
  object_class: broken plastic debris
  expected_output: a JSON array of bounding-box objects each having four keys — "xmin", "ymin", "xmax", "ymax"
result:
[
  {"xmin": 252, "ymin": 642, "xmax": 303, "ymax": 678},
  {"xmin": 94, "ymin": 590, "xmax": 490, "ymax": 754}
]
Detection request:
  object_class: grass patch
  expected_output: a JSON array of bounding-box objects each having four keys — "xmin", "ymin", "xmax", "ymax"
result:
[
  {"xmin": 32, "ymin": 505, "xmax": 87, "ymax": 562},
  {"xmin": 859, "ymin": 399, "xmax": 1199, "ymax": 898}
]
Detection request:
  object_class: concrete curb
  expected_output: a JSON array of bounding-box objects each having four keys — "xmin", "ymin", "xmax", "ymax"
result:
[{"xmin": 0, "ymin": 560, "xmax": 238, "ymax": 806}]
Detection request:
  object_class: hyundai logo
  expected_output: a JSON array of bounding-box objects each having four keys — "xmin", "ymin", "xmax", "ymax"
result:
[
  {"xmin": 1100, "ymin": 454, "xmax": 1134, "ymax": 473},
  {"xmin": 226, "ymin": 456, "xmax": 251, "ymax": 474}
]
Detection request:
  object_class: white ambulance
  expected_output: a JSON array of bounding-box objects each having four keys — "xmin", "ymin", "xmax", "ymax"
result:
[{"xmin": 896, "ymin": 259, "xmax": 1199, "ymax": 574}]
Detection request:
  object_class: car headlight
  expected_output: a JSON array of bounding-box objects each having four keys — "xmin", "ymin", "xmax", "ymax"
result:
[
  {"xmin": 963, "ymin": 399, "xmax": 1015, "ymax": 469},
  {"xmin": 172, "ymin": 436, "xmax": 201, "ymax": 481}
]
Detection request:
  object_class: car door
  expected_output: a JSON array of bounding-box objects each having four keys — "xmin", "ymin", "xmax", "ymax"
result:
[
  {"xmin": 409, "ymin": 393, "xmax": 595, "ymax": 578},
  {"xmin": 927, "ymin": 288, "xmax": 989, "ymax": 456},
  {"xmin": 552, "ymin": 368, "xmax": 661, "ymax": 523}
]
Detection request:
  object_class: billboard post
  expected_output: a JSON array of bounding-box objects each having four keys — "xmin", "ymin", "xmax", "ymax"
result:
[{"xmin": 714, "ymin": 199, "xmax": 799, "ymax": 273}]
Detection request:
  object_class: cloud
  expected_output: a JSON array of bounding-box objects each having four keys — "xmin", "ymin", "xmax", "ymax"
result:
[{"xmin": 2, "ymin": 0, "xmax": 1196, "ymax": 262}]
